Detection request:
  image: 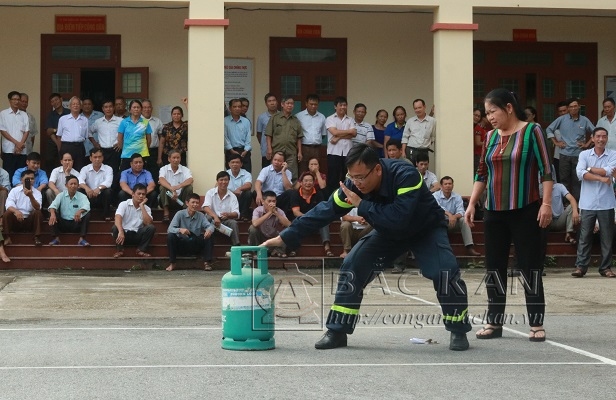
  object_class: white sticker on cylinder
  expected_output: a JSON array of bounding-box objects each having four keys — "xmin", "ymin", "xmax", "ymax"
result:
[{"xmin": 222, "ymin": 288, "xmax": 271, "ymax": 310}]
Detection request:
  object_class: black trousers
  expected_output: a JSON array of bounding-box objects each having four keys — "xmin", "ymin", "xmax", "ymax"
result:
[
  {"xmin": 167, "ymin": 233, "xmax": 212, "ymax": 262},
  {"xmin": 60, "ymin": 141, "xmax": 86, "ymax": 172},
  {"xmin": 326, "ymin": 224, "xmax": 472, "ymax": 335},
  {"xmin": 326, "ymin": 154, "xmax": 347, "ymax": 197},
  {"xmin": 483, "ymin": 201, "xmax": 545, "ymax": 327},
  {"xmin": 51, "ymin": 214, "xmax": 91, "ymax": 238},
  {"xmin": 101, "ymin": 147, "xmax": 121, "ymax": 200},
  {"xmin": 1, "ymin": 153, "xmax": 26, "ymax": 184},
  {"xmin": 111, "ymin": 224, "xmax": 156, "ymax": 252},
  {"xmin": 80, "ymin": 188, "xmax": 112, "ymax": 219}
]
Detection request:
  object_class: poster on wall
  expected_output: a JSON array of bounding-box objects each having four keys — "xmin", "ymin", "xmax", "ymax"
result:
[
  {"xmin": 606, "ymin": 76, "xmax": 616, "ymax": 101},
  {"xmin": 224, "ymin": 58, "xmax": 255, "ymax": 123}
]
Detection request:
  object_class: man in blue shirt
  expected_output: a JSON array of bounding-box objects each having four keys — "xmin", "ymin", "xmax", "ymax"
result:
[
  {"xmin": 48, "ymin": 175, "xmax": 91, "ymax": 246},
  {"xmin": 224, "ymin": 98, "xmax": 252, "ymax": 173},
  {"xmin": 546, "ymin": 98, "xmax": 595, "ymax": 200},
  {"xmin": 12, "ymin": 152, "xmax": 48, "ymax": 204},
  {"xmin": 119, "ymin": 153, "xmax": 157, "ymax": 208}
]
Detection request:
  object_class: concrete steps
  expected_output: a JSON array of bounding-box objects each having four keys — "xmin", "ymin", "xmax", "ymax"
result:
[{"xmin": 0, "ymin": 212, "xmax": 595, "ymax": 271}]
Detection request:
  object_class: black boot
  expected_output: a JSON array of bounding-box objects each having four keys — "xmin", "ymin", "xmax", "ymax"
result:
[
  {"xmin": 449, "ymin": 332, "xmax": 469, "ymax": 351},
  {"xmin": 315, "ymin": 330, "xmax": 348, "ymax": 349}
]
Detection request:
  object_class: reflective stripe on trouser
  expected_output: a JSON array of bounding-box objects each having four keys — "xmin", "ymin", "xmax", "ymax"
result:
[{"xmin": 326, "ymin": 224, "xmax": 472, "ymax": 334}]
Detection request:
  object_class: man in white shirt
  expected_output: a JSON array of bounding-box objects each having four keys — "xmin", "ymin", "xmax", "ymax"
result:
[
  {"xmin": 2, "ymin": 169, "xmax": 43, "ymax": 246},
  {"xmin": 0, "ymin": 91, "xmax": 30, "ymax": 182},
  {"xmin": 203, "ymin": 171, "xmax": 241, "ymax": 247},
  {"xmin": 415, "ymin": 151, "xmax": 440, "ymax": 193},
  {"xmin": 325, "ymin": 96, "xmax": 356, "ymax": 195},
  {"xmin": 254, "ymin": 152, "xmax": 293, "ymax": 211},
  {"xmin": 19, "ymin": 93, "xmax": 37, "ymax": 155},
  {"xmin": 89, "ymin": 99, "xmax": 122, "ymax": 197},
  {"xmin": 339, "ymin": 208, "xmax": 373, "ymax": 258},
  {"xmin": 402, "ymin": 99, "xmax": 436, "ymax": 165},
  {"xmin": 433, "ymin": 176, "xmax": 480, "ymax": 256},
  {"xmin": 79, "ymin": 148, "xmax": 114, "ymax": 221},
  {"xmin": 47, "ymin": 152, "xmax": 80, "ymax": 205},
  {"xmin": 598, "ymin": 97, "xmax": 616, "ymax": 152},
  {"xmin": 159, "ymin": 149, "xmax": 193, "ymax": 221},
  {"xmin": 142, "ymin": 99, "xmax": 164, "ymax": 178},
  {"xmin": 112, "ymin": 183, "xmax": 155, "ymax": 258},
  {"xmin": 226, "ymin": 154, "xmax": 252, "ymax": 220},
  {"xmin": 296, "ymin": 94, "xmax": 327, "ymax": 175},
  {"xmin": 57, "ymin": 96, "xmax": 95, "ymax": 172}
]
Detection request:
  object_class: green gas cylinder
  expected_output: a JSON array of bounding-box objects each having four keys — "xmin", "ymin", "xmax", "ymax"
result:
[{"xmin": 221, "ymin": 246, "xmax": 275, "ymax": 350}]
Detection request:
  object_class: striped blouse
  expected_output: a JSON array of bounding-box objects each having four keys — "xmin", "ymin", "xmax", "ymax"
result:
[{"xmin": 474, "ymin": 122, "xmax": 553, "ymax": 211}]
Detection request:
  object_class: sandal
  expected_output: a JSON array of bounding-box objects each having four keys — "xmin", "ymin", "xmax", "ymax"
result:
[
  {"xmin": 529, "ymin": 328, "xmax": 546, "ymax": 342},
  {"xmin": 135, "ymin": 250, "xmax": 151, "ymax": 257},
  {"xmin": 565, "ymin": 234, "xmax": 577, "ymax": 245},
  {"xmin": 600, "ymin": 268, "xmax": 616, "ymax": 278},
  {"xmin": 162, "ymin": 215, "xmax": 170, "ymax": 222},
  {"xmin": 288, "ymin": 251, "xmax": 297, "ymax": 257},
  {"xmin": 325, "ymin": 248, "xmax": 334, "ymax": 257},
  {"xmin": 571, "ymin": 267, "xmax": 587, "ymax": 278},
  {"xmin": 34, "ymin": 237, "xmax": 42, "ymax": 246},
  {"xmin": 475, "ymin": 326, "xmax": 503, "ymax": 339},
  {"xmin": 204, "ymin": 262, "xmax": 213, "ymax": 271},
  {"xmin": 113, "ymin": 251, "xmax": 124, "ymax": 258}
]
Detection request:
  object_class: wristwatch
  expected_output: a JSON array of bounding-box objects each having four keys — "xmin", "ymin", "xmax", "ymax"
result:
[{"xmin": 586, "ymin": 167, "xmax": 591, "ymax": 172}]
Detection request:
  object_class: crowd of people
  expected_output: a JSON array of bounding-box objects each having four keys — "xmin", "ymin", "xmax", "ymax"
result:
[{"xmin": 0, "ymin": 89, "xmax": 480, "ymax": 269}]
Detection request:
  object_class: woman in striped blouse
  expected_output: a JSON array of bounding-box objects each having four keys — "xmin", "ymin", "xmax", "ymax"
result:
[{"xmin": 465, "ymin": 88, "xmax": 553, "ymax": 343}]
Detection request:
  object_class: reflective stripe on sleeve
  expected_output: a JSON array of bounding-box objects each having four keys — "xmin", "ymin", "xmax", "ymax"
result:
[
  {"xmin": 397, "ymin": 178, "xmax": 423, "ymax": 195},
  {"xmin": 331, "ymin": 304, "xmax": 359, "ymax": 315},
  {"xmin": 442, "ymin": 308, "xmax": 468, "ymax": 323},
  {"xmin": 333, "ymin": 190, "xmax": 354, "ymax": 209}
]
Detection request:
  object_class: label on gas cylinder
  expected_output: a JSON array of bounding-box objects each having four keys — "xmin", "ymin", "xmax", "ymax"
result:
[{"xmin": 222, "ymin": 288, "xmax": 271, "ymax": 311}]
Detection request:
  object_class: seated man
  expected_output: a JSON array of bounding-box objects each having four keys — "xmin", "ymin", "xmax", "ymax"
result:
[
  {"xmin": 288, "ymin": 171, "xmax": 332, "ymax": 257},
  {"xmin": 248, "ymin": 190, "xmax": 290, "ymax": 257},
  {"xmin": 47, "ymin": 152, "xmax": 79, "ymax": 205},
  {"xmin": 203, "ymin": 171, "xmax": 241, "ymax": 247},
  {"xmin": 339, "ymin": 207, "xmax": 373, "ymax": 258},
  {"xmin": 254, "ymin": 151, "xmax": 293, "ymax": 210},
  {"xmin": 433, "ymin": 176, "xmax": 480, "ymax": 256},
  {"xmin": 79, "ymin": 148, "xmax": 113, "ymax": 221},
  {"xmin": 226, "ymin": 154, "xmax": 252, "ymax": 220},
  {"xmin": 158, "ymin": 149, "xmax": 193, "ymax": 222},
  {"xmin": 166, "ymin": 193, "xmax": 214, "ymax": 271},
  {"xmin": 546, "ymin": 182, "xmax": 580, "ymax": 244},
  {"xmin": 119, "ymin": 153, "xmax": 157, "ymax": 208},
  {"xmin": 12, "ymin": 152, "xmax": 48, "ymax": 203},
  {"xmin": 3, "ymin": 169, "xmax": 43, "ymax": 246},
  {"xmin": 386, "ymin": 139, "xmax": 412, "ymax": 163},
  {"xmin": 48, "ymin": 175, "xmax": 91, "ymax": 246},
  {"xmin": 112, "ymin": 183, "xmax": 156, "ymax": 258},
  {"xmin": 415, "ymin": 151, "xmax": 440, "ymax": 193},
  {"xmin": 0, "ymin": 166, "xmax": 10, "ymax": 215}
]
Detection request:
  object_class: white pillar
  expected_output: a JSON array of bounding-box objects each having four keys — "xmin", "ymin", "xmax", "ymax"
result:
[
  {"xmin": 432, "ymin": 4, "xmax": 477, "ymax": 195},
  {"xmin": 186, "ymin": 0, "xmax": 226, "ymax": 192}
]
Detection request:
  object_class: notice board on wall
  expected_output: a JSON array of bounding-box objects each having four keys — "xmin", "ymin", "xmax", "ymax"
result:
[{"xmin": 224, "ymin": 58, "xmax": 255, "ymax": 122}]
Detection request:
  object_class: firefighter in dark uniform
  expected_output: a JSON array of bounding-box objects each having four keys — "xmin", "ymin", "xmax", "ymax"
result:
[{"xmin": 262, "ymin": 143, "xmax": 472, "ymax": 351}]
